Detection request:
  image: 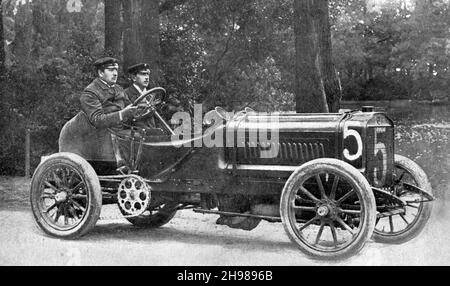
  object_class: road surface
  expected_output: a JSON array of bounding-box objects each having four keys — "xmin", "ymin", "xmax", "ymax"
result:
[{"xmin": 1, "ymin": 202, "xmax": 449, "ymax": 266}]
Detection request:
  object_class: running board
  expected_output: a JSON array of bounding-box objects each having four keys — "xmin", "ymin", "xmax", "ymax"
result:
[{"xmin": 193, "ymin": 208, "xmax": 282, "ymax": 223}]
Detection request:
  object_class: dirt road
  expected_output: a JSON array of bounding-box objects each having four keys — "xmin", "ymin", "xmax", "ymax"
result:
[
  {"xmin": 1, "ymin": 203, "xmax": 449, "ymax": 266},
  {"xmin": 1, "ymin": 176, "xmax": 449, "ymax": 265}
]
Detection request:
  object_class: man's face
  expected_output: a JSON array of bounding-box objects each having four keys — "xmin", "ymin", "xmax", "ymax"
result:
[
  {"xmin": 99, "ymin": 63, "xmax": 119, "ymax": 85},
  {"xmin": 132, "ymin": 69, "xmax": 150, "ymax": 90}
]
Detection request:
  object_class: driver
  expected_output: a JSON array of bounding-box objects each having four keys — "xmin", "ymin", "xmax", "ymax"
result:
[
  {"xmin": 80, "ymin": 57, "xmax": 139, "ymax": 129},
  {"xmin": 124, "ymin": 63, "xmax": 156, "ymax": 128},
  {"xmin": 124, "ymin": 63, "xmax": 151, "ymax": 102}
]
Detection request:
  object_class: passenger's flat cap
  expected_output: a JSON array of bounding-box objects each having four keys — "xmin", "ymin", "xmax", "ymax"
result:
[
  {"xmin": 127, "ymin": 63, "xmax": 150, "ymax": 75},
  {"xmin": 93, "ymin": 57, "xmax": 119, "ymax": 68}
]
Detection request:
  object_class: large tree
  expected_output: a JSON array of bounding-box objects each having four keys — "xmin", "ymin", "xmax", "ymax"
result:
[
  {"xmin": 316, "ymin": 0, "xmax": 342, "ymax": 112},
  {"xmin": 294, "ymin": 0, "xmax": 329, "ymax": 113},
  {"xmin": 123, "ymin": 0, "xmax": 160, "ymax": 83},
  {"xmin": 12, "ymin": 0, "xmax": 33, "ymax": 68},
  {"xmin": 105, "ymin": 0, "xmax": 122, "ymax": 59},
  {"xmin": 142, "ymin": 0, "xmax": 160, "ymax": 82},
  {"xmin": 0, "ymin": 0, "xmax": 5, "ymax": 75}
]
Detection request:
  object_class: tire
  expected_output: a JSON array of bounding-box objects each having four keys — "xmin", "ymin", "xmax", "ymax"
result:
[
  {"xmin": 30, "ymin": 152, "xmax": 102, "ymax": 239},
  {"xmin": 280, "ymin": 158, "xmax": 376, "ymax": 260},
  {"xmin": 372, "ymin": 154, "xmax": 433, "ymax": 244},
  {"xmin": 123, "ymin": 202, "xmax": 178, "ymax": 228}
]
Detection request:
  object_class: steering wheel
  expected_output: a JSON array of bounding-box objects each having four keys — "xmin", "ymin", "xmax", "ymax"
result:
[{"xmin": 132, "ymin": 87, "xmax": 166, "ymax": 121}]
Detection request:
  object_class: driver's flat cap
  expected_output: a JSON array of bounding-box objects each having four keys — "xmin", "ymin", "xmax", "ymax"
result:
[
  {"xmin": 127, "ymin": 63, "xmax": 150, "ymax": 75},
  {"xmin": 93, "ymin": 57, "xmax": 119, "ymax": 69}
]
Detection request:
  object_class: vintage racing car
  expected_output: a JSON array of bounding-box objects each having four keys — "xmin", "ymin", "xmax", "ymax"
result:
[{"xmin": 30, "ymin": 88, "xmax": 434, "ymax": 260}]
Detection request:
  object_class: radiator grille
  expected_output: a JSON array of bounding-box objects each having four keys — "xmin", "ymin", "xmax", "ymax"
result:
[{"xmin": 238, "ymin": 141, "xmax": 326, "ymax": 164}]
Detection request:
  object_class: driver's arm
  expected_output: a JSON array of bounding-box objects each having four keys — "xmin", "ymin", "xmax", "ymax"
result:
[{"xmin": 80, "ymin": 91, "xmax": 137, "ymax": 128}]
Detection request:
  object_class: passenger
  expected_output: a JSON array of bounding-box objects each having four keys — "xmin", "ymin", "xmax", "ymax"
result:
[
  {"xmin": 79, "ymin": 57, "xmax": 140, "ymax": 170},
  {"xmin": 80, "ymin": 57, "xmax": 139, "ymax": 129}
]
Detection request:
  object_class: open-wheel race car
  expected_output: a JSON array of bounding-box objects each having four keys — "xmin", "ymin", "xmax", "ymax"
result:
[{"xmin": 30, "ymin": 87, "xmax": 435, "ymax": 260}]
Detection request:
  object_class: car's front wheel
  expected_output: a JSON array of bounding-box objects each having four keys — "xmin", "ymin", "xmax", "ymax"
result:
[
  {"xmin": 280, "ymin": 158, "xmax": 376, "ymax": 260},
  {"xmin": 30, "ymin": 152, "xmax": 102, "ymax": 239}
]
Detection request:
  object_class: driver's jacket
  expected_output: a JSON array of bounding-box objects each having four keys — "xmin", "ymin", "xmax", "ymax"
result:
[{"xmin": 80, "ymin": 78, "xmax": 131, "ymax": 129}]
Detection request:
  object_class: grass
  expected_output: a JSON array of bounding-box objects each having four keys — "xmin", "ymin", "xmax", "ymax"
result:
[{"xmin": 0, "ymin": 176, "xmax": 31, "ymax": 209}]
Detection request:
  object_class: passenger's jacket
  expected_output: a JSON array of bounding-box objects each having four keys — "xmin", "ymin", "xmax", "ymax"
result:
[{"xmin": 80, "ymin": 78, "xmax": 131, "ymax": 129}]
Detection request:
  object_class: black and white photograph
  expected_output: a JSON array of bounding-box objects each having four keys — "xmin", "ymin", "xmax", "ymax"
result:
[{"xmin": 0, "ymin": 0, "xmax": 449, "ymax": 268}]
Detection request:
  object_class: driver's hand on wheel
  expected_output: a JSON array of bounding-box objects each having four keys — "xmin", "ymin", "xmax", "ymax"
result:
[
  {"xmin": 119, "ymin": 104, "xmax": 140, "ymax": 122},
  {"xmin": 137, "ymin": 102, "xmax": 148, "ymax": 109},
  {"xmin": 152, "ymin": 98, "xmax": 162, "ymax": 106}
]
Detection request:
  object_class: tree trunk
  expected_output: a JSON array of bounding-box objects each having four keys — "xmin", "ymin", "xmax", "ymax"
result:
[
  {"xmin": 105, "ymin": 0, "xmax": 122, "ymax": 59},
  {"xmin": 123, "ymin": 0, "xmax": 160, "ymax": 84},
  {"xmin": 428, "ymin": 63, "xmax": 434, "ymax": 77},
  {"xmin": 122, "ymin": 0, "xmax": 135, "ymax": 68},
  {"xmin": 293, "ymin": 0, "xmax": 328, "ymax": 113},
  {"xmin": 142, "ymin": 0, "xmax": 160, "ymax": 83},
  {"xmin": 0, "ymin": 0, "xmax": 5, "ymax": 76},
  {"xmin": 367, "ymin": 64, "xmax": 373, "ymax": 80},
  {"xmin": 12, "ymin": 2, "xmax": 33, "ymax": 69},
  {"xmin": 314, "ymin": 0, "xmax": 342, "ymax": 112}
]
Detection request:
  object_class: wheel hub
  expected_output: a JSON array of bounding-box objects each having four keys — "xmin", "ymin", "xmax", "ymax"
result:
[
  {"xmin": 317, "ymin": 205, "xmax": 330, "ymax": 217},
  {"xmin": 55, "ymin": 191, "xmax": 68, "ymax": 203},
  {"xmin": 117, "ymin": 175, "xmax": 151, "ymax": 216}
]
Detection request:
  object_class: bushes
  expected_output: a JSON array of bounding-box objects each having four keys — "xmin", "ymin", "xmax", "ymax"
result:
[
  {"xmin": 342, "ymin": 75, "xmax": 411, "ymax": 101},
  {"xmin": 341, "ymin": 73, "xmax": 450, "ymax": 102},
  {"xmin": 0, "ymin": 29, "xmax": 101, "ymax": 176},
  {"xmin": 0, "ymin": 62, "xmax": 88, "ymax": 175}
]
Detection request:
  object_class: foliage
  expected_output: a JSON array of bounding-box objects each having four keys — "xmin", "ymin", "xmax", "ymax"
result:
[
  {"xmin": 1, "ymin": 0, "xmax": 450, "ymax": 175},
  {"xmin": 1, "ymin": 0, "xmax": 104, "ymax": 175},
  {"xmin": 159, "ymin": 0, "xmax": 294, "ymax": 113},
  {"xmin": 331, "ymin": 0, "xmax": 450, "ymax": 101}
]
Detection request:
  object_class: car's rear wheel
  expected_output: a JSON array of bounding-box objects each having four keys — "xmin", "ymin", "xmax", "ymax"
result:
[
  {"xmin": 372, "ymin": 154, "xmax": 433, "ymax": 244},
  {"xmin": 123, "ymin": 202, "xmax": 178, "ymax": 228},
  {"xmin": 30, "ymin": 152, "xmax": 102, "ymax": 239},
  {"xmin": 280, "ymin": 158, "xmax": 376, "ymax": 260}
]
